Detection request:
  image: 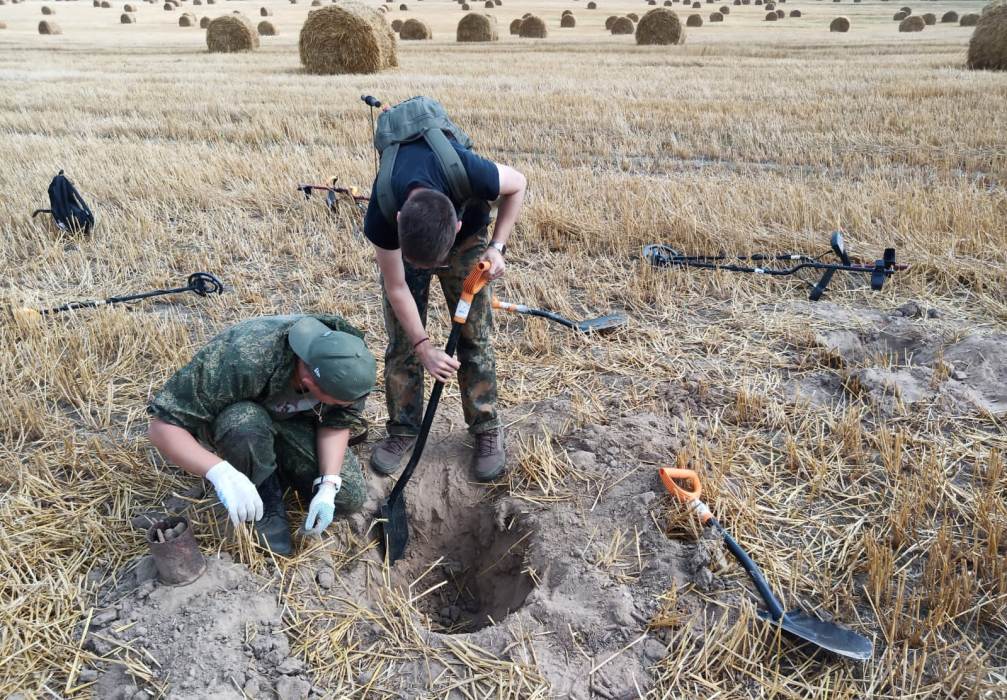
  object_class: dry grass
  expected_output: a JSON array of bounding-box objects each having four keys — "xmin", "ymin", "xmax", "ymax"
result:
[{"xmin": 0, "ymin": 0, "xmax": 1005, "ymax": 696}]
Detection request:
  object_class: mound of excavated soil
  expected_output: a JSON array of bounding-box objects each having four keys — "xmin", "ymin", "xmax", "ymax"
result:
[
  {"xmin": 83, "ymin": 556, "xmax": 316, "ymax": 699},
  {"xmin": 792, "ymin": 300, "xmax": 1007, "ymax": 417}
]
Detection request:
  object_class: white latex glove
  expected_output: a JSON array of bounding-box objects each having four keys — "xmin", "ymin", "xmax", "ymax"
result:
[
  {"xmin": 205, "ymin": 461, "xmax": 263, "ymax": 525},
  {"xmin": 304, "ymin": 479, "xmax": 340, "ymax": 535}
]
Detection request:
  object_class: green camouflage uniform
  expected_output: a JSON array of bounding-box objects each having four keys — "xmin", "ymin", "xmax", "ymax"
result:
[
  {"xmin": 383, "ymin": 228, "xmax": 500, "ymax": 437},
  {"xmin": 147, "ymin": 314, "xmax": 367, "ymax": 513}
]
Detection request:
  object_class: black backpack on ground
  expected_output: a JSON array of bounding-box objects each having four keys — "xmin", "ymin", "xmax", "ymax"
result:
[{"xmin": 32, "ymin": 170, "xmax": 95, "ymax": 234}]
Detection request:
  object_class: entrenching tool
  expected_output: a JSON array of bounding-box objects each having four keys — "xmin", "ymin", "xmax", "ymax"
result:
[
  {"xmin": 660, "ymin": 467, "xmax": 874, "ymax": 661},
  {"xmin": 492, "ymin": 297, "xmax": 627, "ymax": 334},
  {"xmin": 643, "ymin": 231, "xmax": 908, "ymax": 301},
  {"xmin": 378, "ymin": 261, "xmax": 492, "ymax": 565},
  {"xmin": 38, "ymin": 272, "xmax": 224, "ymax": 315}
]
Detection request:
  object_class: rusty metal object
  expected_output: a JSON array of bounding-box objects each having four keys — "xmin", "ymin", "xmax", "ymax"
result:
[{"xmin": 146, "ymin": 516, "xmax": 205, "ymax": 586}]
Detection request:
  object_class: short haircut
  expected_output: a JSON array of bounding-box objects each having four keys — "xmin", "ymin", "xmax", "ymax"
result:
[{"xmin": 398, "ymin": 189, "xmax": 457, "ymax": 268}]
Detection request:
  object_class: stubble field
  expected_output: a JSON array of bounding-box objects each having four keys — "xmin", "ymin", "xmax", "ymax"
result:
[{"xmin": 0, "ymin": 0, "xmax": 1005, "ymax": 697}]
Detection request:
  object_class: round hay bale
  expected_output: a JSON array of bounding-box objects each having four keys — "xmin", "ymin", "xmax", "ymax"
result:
[
  {"xmin": 586, "ymin": 2, "xmax": 596, "ymax": 8},
  {"xmin": 734, "ymin": 0, "xmax": 740, "ymax": 5},
  {"xmin": 391, "ymin": 18, "xmax": 402, "ymax": 30},
  {"xmin": 898, "ymin": 5, "xmax": 911, "ymax": 13},
  {"xmin": 199, "ymin": 15, "xmax": 209, "ymax": 26},
  {"xmin": 163, "ymin": 2, "xmax": 172, "ymax": 8},
  {"xmin": 959, "ymin": 13, "xmax": 979, "ymax": 26},
  {"xmin": 399, "ymin": 17, "xmax": 430, "ymax": 38},
  {"xmin": 508, "ymin": 17, "xmax": 520, "ymax": 32},
  {"xmin": 311, "ymin": 0, "xmax": 320, "ymax": 4},
  {"xmin": 921, "ymin": 12, "xmax": 935, "ymax": 24},
  {"xmin": 101, "ymin": 1, "xmax": 111, "ymax": 6},
  {"xmin": 560, "ymin": 12, "xmax": 575, "ymax": 26},
  {"xmin": 899, "ymin": 14, "xmax": 924, "ymax": 30},
  {"xmin": 494, "ymin": 0, "xmax": 501, "ymax": 5},
  {"xmin": 299, "ymin": 2, "xmax": 397, "ymax": 73},
  {"xmin": 765, "ymin": 10, "xmax": 776, "ymax": 19},
  {"xmin": 561, "ymin": 8, "xmax": 572, "ymax": 15},
  {"xmin": 206, "ymin": 13, "xmax": 259, "ymax": 51},
  {"xmin": 460, "ymin": 2, "xmax": 468, "ymax": 8},
  {"xmin": 398, "ymin": 3, "xmax": 407, "ymax": 9},
  {"xmin": 483, "ymin": 0, "xmax": 492, "ymax": 7},
  {"xmin": 710, "ymin": 10, "xmax": 722, "ymax": 20},
  {"xmin": 789, "ymin": 8, "xmax": 800, "ymax": 16},
  {"xmin": 691, "ymin": 2, "xmax": 699, "ymax": 7},
  {"xmin": 664, "ymin": 0, "xmax": 672, "ymax": 4},
  {"xmin": 719, "ymin": 5, "xmax": 729, "ymax": 13},
  {"xmin": 521, "ymin": 11, "xmax": 530, "ymax": 17},
  {"xmin": 119, "ymin": 11, "xmax": 135, "ymax": 21},
  {"xmin": 893, "ymin": 12, "xmax": 906, "ymax": 20},
  {"xmin": 829, "ymin": 15, "xmax": 849, "ymax": 31},
  {"xmin": 257, "ymin": 19, "xmax": 276, "ymax": 34},
  {"xmin": 41, "ymin": 5, "xmax": 54, "ymax": 14},
  {"xmin": 124, "ymin": 3, "xmax": 136, "ymax": 10},
  {"xmin": 635, "ymin": 7, "xmax": 684, "ymax": 43},
  {"xmin": 38, "ymin": 19, "xmax": 62, "ymax": 33},
  {"xmin": 259, "ymin": 6, "xmax": 270, "ymax": 15},
  {"xmin": 627, "ymin": 11, "xmax": 638, "ymax": 20},
  {"xmin": 765, "ymin": 1, "xmax": 774, "ymax": 8},
  {"xmin": 457, "ymin": 12, "xmax": 498, "ymax": 40},
  {"xmin": 686, "ymin": 12, "xmax": 702, "ymax": 25},
  {"xmin": 776, "ymin": 8, "xmax": 784, "ymax": 16},
  {"xmin": 940, "ymin": 10, "xmax": 957, "ymax": 22},
  {"xmin": 755, "ymin": 0, "xmax": 762, "ymax": 5},
  {"xmin": 967, "ymin": 3, "xmax": 1007, "ymax": 69},
  {"xmin": 518, "ymin": 14, "xmax": 546, "ymax": 36},
  {"xmin": 179, "ymin": 11, "xmax": 197, "ymax": 25},
  {"xmin": 611, "ymin": 15, "xmax": 633, "ymax": 32},
  {"xmin": 94, "ymin": 0, "xmax": 100, "ymax": 5},
  {"xmin": 605, "ymin": 14, "xmax": 617, "ymax": 28}
]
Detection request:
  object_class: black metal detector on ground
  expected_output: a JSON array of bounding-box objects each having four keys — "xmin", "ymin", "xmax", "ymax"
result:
[
  {"xmin": 37, "ymin": 272, "xmax": 224, "ymax": 315},
  {"xmin": 643, "ymin": 231, "xmax": 908, "ymax": 301}
]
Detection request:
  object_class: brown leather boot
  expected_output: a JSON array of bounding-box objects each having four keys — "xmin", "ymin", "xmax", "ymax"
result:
[
  {"xmin": 472, "ymin": 429, "xmax": 506, "ymax": 482},
  {"xmin": 369, "ymin": 434, "xmax": 417, "ymax": 475}
]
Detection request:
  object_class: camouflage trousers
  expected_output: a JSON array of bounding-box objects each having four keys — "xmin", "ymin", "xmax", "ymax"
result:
[
  {"xmin": 211, "ymin": 401, "xmax": 365, "ymax": 513},
  {"xmin": 382, "ymin": 228, "xmax": 500, "ymax": 437}
]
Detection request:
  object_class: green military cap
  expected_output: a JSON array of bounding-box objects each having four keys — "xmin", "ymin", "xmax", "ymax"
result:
[{"xmin": 288, "ymin": 317, "xmax": 376, "ymax": 401}]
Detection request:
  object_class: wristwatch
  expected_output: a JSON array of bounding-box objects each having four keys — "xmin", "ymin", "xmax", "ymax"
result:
[
  {"xmin": 312, "ymin": 474, "xmax": 342, "ymax": 493},
  {"xmin": 490, "ymin": 241, "xmax": 506, "ymax": 255}
]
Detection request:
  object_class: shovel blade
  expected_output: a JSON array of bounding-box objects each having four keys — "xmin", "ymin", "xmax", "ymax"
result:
[
  {"xmin": 575, "ymin": 313, "xmax": 627, "ymax": 334},
  {"xmin": 760, "ymin": 609, "xmax": 873, "ymax": 661},
  {"xmin": 378, "ymin": 494, "xmax": 409, "ymax": 565}
]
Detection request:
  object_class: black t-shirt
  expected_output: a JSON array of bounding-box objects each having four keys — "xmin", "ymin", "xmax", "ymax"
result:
[{"xmin": 363, "ymin": 140, "xmax": 501, "ymax": 251}]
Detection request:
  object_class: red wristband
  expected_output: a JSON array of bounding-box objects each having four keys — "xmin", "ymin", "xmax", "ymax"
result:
[{"xmin": 413, "ymin": 337, "xmax": 429, "ymax": 350}]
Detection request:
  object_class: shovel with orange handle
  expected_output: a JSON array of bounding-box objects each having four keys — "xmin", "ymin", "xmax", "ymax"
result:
[
  {"xmin": 379, "ymin": 261, "xmax": 493, "ymax": 564},
  {"xmin": 660, "ymin": 467, "xmax": 873, "ymax": 660},
  {"xmin": 491, "ymin": 297, "xmax": 626, "ymax": 334}
]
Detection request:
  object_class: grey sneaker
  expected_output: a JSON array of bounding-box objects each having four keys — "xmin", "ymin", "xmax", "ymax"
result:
[
  {"xmin": 369, "ymin": 434, "xmax": 417, "ymax": 475},
  {"xmin": 473, "ymin": 429, "xmax": 506, "ymax": 482}
]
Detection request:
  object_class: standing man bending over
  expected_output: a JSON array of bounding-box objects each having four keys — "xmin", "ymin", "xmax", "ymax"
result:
[
  {"xmin": 147, "ymin": 315, "xmax": 376, "ymax": 555},
  {"xmin": 364, "ymin": 97, "xmax": 527, "ymax": 482}
]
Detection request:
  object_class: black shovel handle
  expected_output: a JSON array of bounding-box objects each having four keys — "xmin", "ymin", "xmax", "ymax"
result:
[
  {"xmin": 384, "ymin": 323, "xmax": 462, "ymax": 505},
  {"xmin": 713, "ymin": 518, "xmax": 786, "ymax": 621}
]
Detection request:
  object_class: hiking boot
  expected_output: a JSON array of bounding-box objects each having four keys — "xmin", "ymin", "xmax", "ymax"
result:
[
  {"xmin": 472, "ymin": 429, "xmax": 506, "ymax": 482},
  {"xmin": 254, "ymin": 472, "xmax": 292, "ymax": 556},
  {"xmin": 369, "ymin": 434, "xmax": 417, "ymax": 475}
]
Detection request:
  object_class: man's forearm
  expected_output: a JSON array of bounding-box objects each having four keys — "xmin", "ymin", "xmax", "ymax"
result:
[
  {"xmin": 316, "ymin": 427, "xmax": 350, "ymax": 476},
  {"xmin": 386, "ymin": 280, "xmax": 428, "ymax": 345},
  {"xmin": 148, "ymin": 418, "xmax": 222, "ymax": 477},
  {"xmin": 492, "ymin": 190, "xmax": 525, "ymax": 246}
]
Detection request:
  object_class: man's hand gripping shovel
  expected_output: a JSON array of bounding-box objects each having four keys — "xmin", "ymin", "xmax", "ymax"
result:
[
  {"xmin": 660, "ymin": 467, "xmax": 873, "ymax": 660},
  {"xmin": 378, "ymin": 261, "xmax": 492, "ymax": 565}
]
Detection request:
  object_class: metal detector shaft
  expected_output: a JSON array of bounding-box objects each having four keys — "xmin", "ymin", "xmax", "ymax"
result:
[
  {"xmin": 40, "ymin": 272, "xmax": 223, "ymax": 315},
  {"xmin": 492, "ymin": 298, "xmax": 627, "ymax": 334}
]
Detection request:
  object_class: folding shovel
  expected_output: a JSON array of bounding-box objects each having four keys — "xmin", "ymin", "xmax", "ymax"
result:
[
  {"xmin": 660, "ymin": 467, "xmax": 873, "ymax": 660},
  {"xmin": 492, "ymin": 297, "xmax": 626, "ymax": 334},
  {"xmin": 379, "ymin": 261, "xmax": 492, "ymax": 564}
]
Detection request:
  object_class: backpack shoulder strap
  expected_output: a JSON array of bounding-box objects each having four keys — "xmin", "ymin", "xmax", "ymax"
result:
[
  {"xmin": 423, "ymin": 128, "xmax": 472, "ymax": 205},
  {"xmin": 375, "ymin": 142, "xmax": 400, "ymax": 226}
]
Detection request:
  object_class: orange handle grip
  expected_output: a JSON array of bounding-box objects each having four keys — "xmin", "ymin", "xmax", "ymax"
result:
[
  {"xmin": 659, "ymin": 467, "xmax": 712, "ymax": 524},
  {"xmin": 454, "ymin": 261, "xmax": 492, "ymax": 324}
]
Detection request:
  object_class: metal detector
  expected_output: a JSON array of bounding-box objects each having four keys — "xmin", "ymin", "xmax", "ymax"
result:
[{"xmin": 39, "ymin": 272, "xmax": 224, "ymax": 315}]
